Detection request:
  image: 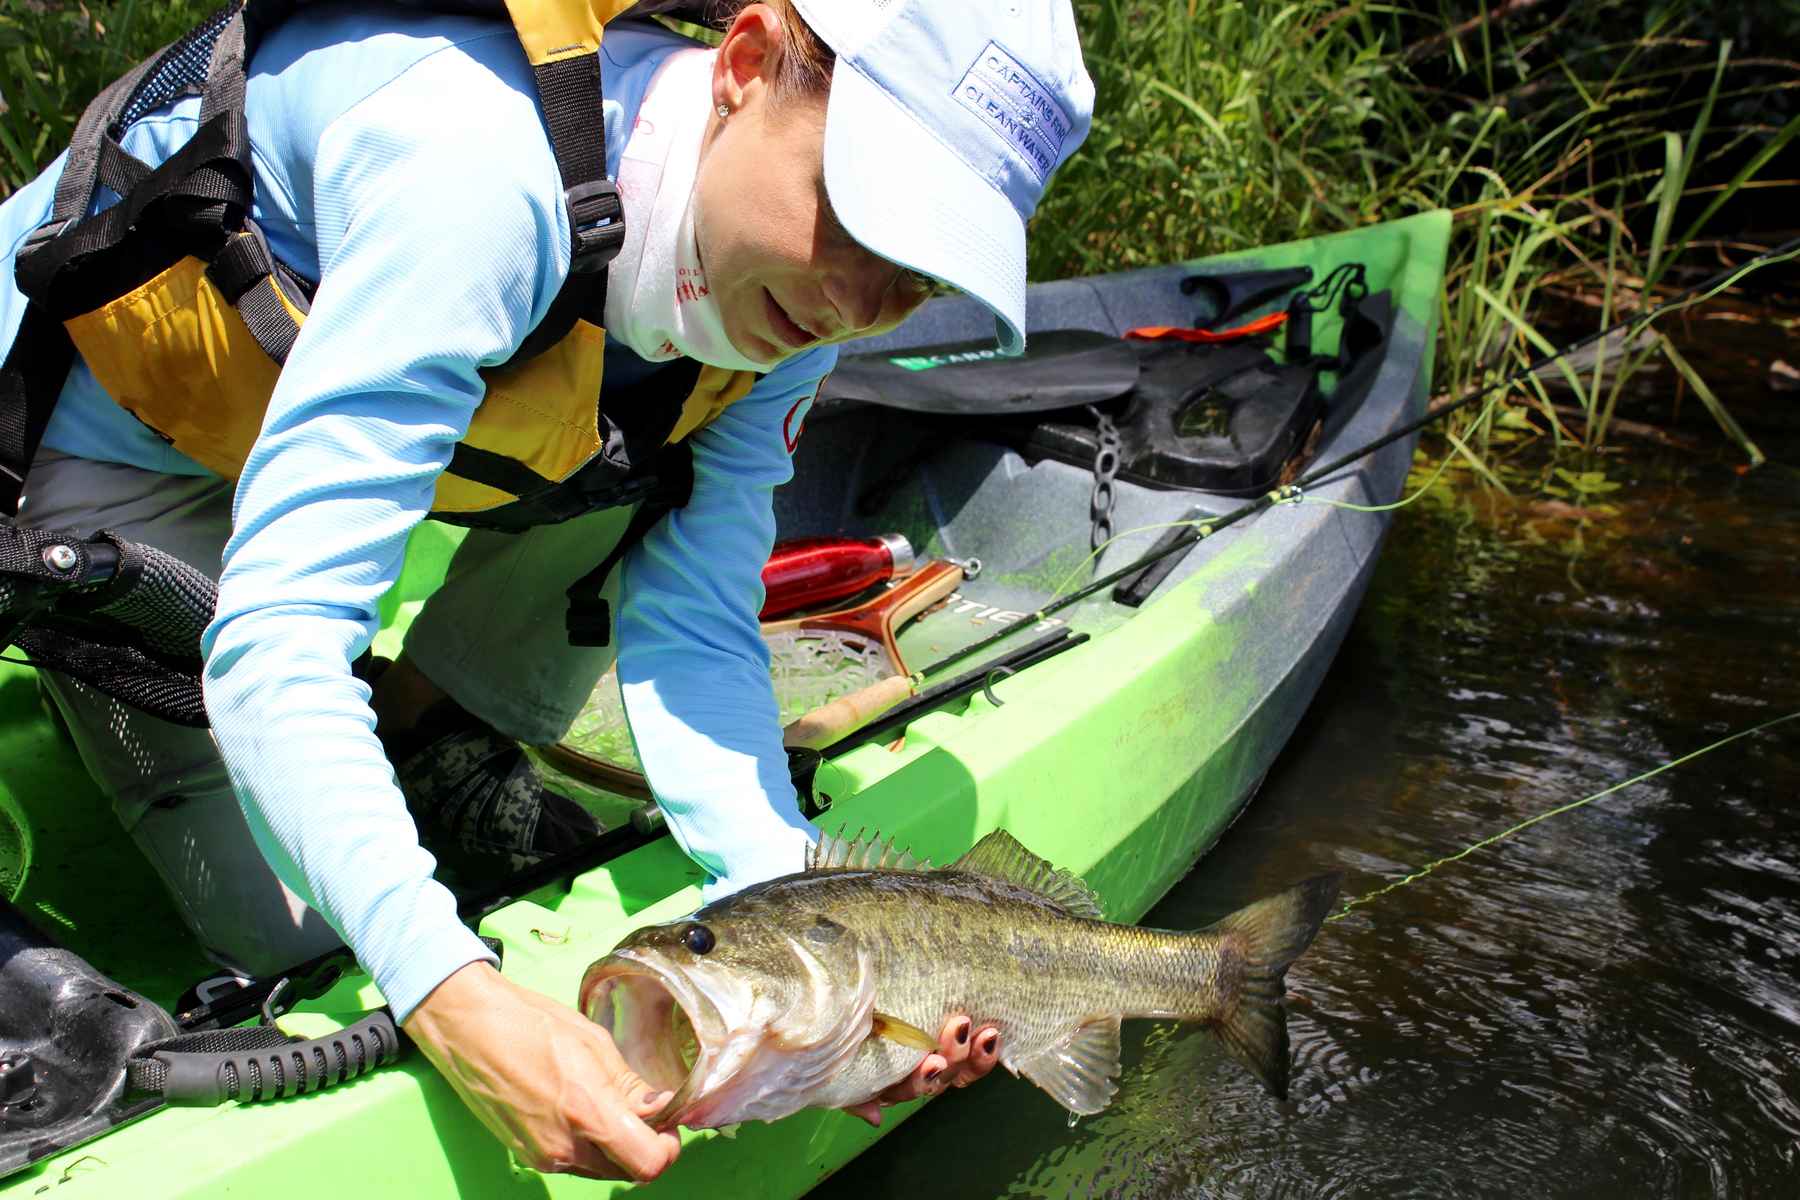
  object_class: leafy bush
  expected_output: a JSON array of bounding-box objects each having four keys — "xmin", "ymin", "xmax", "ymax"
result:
[{"xmin": 1, "ymin": 1, "xmax": 216, "ymax": 194}]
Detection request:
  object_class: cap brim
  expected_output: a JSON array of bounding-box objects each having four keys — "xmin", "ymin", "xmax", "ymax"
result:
[{"xmin": 822, "ymin": 63, "xmax": 1027, "ymax": 355}]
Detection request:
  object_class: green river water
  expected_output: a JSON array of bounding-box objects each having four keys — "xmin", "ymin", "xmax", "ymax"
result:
[{"xmin": 819, "ymin": 388, "xmax": 1800, "ymax": 1198}]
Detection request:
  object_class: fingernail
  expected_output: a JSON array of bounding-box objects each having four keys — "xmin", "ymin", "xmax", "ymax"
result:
[
  {"xmin": 955, "ymin": 1019, "xmax": 971, "ymax": 1045},
  {"xmin": 980, "ymin": 1033, "xmax": 998, "ymax": 1054},
  {"xmin": 642, "ymin": 1089, "xmax": 666, "ymax": 1106},
  {"xmin": 924, "ymin": 1067, "xmax": 942, "ymax": 1084}
]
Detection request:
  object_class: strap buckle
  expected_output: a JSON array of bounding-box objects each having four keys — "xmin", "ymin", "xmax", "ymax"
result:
[{"xmin": 565, "ymin": 179, "xmax": 625, "ymax": 275}]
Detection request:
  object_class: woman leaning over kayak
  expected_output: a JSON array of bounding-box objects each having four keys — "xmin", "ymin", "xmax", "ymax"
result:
[{"xmin": 0, "ymin": 0, "xmax": 1092, "ymax": 1179}]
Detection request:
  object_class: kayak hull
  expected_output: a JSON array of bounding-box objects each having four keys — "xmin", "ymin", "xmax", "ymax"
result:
[{"xmin": 0, "ymin": 211, "xmax": 1449, "ymax": 1197}]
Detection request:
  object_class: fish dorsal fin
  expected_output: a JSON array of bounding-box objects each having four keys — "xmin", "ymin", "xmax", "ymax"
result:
[
  {"xmin": 807, "ymin": 828, "xmax": 931, "ymax": 873},
  {"xmin": 949, "ymin": 831, "xmax": 1104, "ymax": 919},
  {"xmin": 1013, "ymin": 1016, "xmax": 1122, "ymax": 1116}
]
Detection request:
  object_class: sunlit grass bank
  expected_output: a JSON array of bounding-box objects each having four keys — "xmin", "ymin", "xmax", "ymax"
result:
[
  {"xmin": 1028, "ymin": 1, "xmax": 1797, "ymax": 465},
  {"xmin": 4, "ymin": 1, "xmax": 1793, "ymax": 465}
]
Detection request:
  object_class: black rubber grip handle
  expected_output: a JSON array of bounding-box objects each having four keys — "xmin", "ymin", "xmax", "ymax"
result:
[{"xmin": 155, "ymin": 1013, "xmax": 402, "ymax": 1107}]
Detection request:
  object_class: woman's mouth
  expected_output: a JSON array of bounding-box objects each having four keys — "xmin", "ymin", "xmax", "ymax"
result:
[{"xmin": 763, "ymin": 289, "xmax": 820, "ymax": 351}]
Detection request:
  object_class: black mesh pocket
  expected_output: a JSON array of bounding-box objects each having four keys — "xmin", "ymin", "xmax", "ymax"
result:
[{"xmin": 2, "ymin": 527, "xmax": 216, "ymax": 727}]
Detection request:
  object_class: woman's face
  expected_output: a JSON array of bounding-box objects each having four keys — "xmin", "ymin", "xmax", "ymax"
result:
[{"xmin": 694, "ymin": 7, "xmax": 930, "ymax": 365}]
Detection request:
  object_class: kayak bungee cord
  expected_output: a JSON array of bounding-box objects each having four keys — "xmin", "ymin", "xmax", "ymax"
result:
[
  {"xmin": 1325, "ymin": 708, "xmax": 1800, "ymax": 921},
  {"xmin": 913, "ymin": 234, "xmax": 1800, "ymax": 684}
]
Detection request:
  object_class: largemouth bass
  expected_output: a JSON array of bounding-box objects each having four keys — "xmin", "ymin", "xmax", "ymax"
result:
[{"xmin": 579, "ymin": 829, "xmax": 1340, "ymax": 1129}]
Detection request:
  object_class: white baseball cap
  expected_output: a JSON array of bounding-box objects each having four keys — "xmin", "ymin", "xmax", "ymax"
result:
[{"xmin": 790, "ymin": 0, "xmax": 1095, "ymax": 355}]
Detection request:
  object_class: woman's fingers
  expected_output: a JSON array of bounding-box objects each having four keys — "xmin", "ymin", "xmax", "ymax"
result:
[
  {"xmin": 949, "ymin": 1025, "xmax": 1001, "ymax": 1088},
  {"xmin": 568, "ymin": 1103, "xmax": 682, "ymax": 1181},
  {"xmin": 403, "ymin": 963, "xmax": 684, "ymax": 1183},
  {"xmin": 938, "ymin": 1015, "xmax": 974, "ymax": 1068},
  {"xmin": 564, "ymin": 1019, "xmax": 684, "ymax": 1179},
  {"xmin": 845, "ymin": 1015, "xmax": 1004, "ymax": 1119}
]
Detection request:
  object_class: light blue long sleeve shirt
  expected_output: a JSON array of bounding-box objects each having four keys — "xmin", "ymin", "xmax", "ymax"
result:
[{"xmin": 0, "ymin": 10, "xmax": 826, "ymax": 1019}]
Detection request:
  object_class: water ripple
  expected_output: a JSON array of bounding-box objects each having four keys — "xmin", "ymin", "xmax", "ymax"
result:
[{"xmin": 820, "ymin": 439, "xmax": 1800, "ymax": 1198}]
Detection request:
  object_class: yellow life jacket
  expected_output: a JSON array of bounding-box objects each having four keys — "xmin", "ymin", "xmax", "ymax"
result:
[{"xmin": 3, "ymin": 0, "xmax": 750, "ymax": 526}]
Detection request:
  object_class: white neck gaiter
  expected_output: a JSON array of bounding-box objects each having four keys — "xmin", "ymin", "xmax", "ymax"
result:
[{"xmin": 604, "ymin": 48, "xmax": 777, "ymax": 373}]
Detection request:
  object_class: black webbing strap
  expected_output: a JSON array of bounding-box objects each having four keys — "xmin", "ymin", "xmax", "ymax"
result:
[
  {"xmin": 46, "ymin": 43, "xmax": 173, "ymax": 228},
  {"xmin": 0, "ymin": 307, "xmax": 75, "ymax": 516},
  {"xmin": 197, "ymin": 4, "xmax": 250, "ymax": 125},
  {"xmin": 207, "ymin": 227, "xmax": 306, "ymax": 364},
  {"xmin": 512, "ymin": 53, "xmax": 623, "ymax": 364},
  {"xmin": 534, "ymin": 56, "xmax": 608, "ymax": 201},
  {"xmin": 236, "ymin": 276, "xmax": 303, "ymax": 362},
  {"xmin": 446, "ymin": 441, "xmax": 561, "ymax": 501},
  {"xmin": 564, "ymin": 447, "xmax": 696, "ymax": 647},
  {"xmin": 14, "ymin": 110, "xmax": 250, "ymax": 305},
  {"xmin": 94, "ymin": 137, "xmax": 153, "ymax": 201}
]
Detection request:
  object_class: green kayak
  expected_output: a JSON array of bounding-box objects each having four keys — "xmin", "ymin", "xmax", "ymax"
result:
[{"xmin": 0, "ymin": 210, "xmax": 1449, "ymax": 1196}]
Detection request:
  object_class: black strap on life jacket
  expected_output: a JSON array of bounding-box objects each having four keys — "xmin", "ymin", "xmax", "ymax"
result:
[
  {"xmin": 563, "ymin": 456, "xmax": 694, "ymax": 648},
  {"xmin": 556, "ymin": 358, "xmax": 709, "ymax": 647},
  {"xmin": 0, "ymin": 0, "xmax": 629, "ymax": 516}
]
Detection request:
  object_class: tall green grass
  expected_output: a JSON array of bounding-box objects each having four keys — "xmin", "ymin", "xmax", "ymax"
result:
[
  {"xmin": 5, "ymin": 1, "xmax": 1791, "ymax": 464},
  {"xmin": 0, "ymin": 2, "xmax": 213, "ymax": 189},
  {"xmin": 1029, "ymin": 0, "xmax": 1798, "ymax": 465}
]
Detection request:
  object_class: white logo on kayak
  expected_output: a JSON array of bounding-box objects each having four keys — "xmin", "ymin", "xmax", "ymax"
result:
[{"xmin": 926, "ymin": 591, "xmax": 1065, "ymax": 633}]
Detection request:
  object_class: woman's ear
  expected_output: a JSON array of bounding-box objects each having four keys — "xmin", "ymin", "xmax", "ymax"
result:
[{"xmin": 713, "ymin": 3, "xmax": 784, "ymax": 114}]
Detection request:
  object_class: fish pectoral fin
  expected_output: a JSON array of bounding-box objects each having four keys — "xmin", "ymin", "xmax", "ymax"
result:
[
  {"xmin": 870, "ymin": 1012, "xmax": 938, "ymax": 1052},
  {"xmin": 1014, "ymin": 1016, "xmax": 1122, "ymax": 1116},
  {"xmin": 948, "ymin": 831, "xmax": 1104, "ymax": 919}
]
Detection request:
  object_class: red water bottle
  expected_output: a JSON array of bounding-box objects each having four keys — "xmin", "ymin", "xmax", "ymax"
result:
[{"xmin": 760, "ymin": 534, "xmax": 916, "ymax": 619}]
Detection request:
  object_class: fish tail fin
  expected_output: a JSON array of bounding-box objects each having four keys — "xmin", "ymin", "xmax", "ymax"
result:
[{"xmin": 1202, "ymin": 873, "xmax": 1341, "ymax": 1101}]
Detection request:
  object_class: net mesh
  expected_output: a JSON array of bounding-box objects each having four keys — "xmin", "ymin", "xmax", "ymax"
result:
[{"xmin": 559, "ymin": 630, "xmax": 896, "ymax": 771}]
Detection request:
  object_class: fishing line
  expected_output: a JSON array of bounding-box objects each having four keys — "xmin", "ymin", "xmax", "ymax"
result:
[
  {"xmin": 1326, "ymin": 708, "xmax": 1800, "ymax": 922},
  {"xmin": 914, "ymin": 235, "xmax": 1800, "ymax": 683},
  {"xmin": 1645, "ymin": 242, "xmax": 1800, "ymax": 327},
  {"xmin": 1301, "ymin": 394, "xmax": 1502, "ymax": 515}
]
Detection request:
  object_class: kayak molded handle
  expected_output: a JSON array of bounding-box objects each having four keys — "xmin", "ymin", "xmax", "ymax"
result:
[{"xmin": 136, "ymin": 1011, "xmax": 402, "ymax": 1107}]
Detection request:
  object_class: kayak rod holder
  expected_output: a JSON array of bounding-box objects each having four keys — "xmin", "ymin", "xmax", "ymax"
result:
[{"xmin": 981, "ymin": 665, "xmax": 1018, "ymax": 707}]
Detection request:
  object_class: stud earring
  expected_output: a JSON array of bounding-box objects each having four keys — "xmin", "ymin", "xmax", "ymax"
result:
[{"xmin": 716, "ymin": 103, "xmax": 731, "ymax": 119}]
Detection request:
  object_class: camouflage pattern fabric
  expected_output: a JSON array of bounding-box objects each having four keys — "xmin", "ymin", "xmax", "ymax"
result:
[{"xmin": 392, "ymin": 720, "xmax": 600, "ymax": 880}]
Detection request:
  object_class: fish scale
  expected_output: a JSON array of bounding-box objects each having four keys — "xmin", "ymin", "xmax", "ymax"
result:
[
  {"xmin": 785, "ymin": 869, "xmax": 1243, "ymax": 1109},
  {"xmin": 582, "ymin": 830, "xmax": 1341, "ymax": 1128}
]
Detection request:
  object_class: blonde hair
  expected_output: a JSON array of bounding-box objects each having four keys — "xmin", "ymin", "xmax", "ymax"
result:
[{"xmin": 719, "ymin": 0, "xmax": 834, "ymax": 97}]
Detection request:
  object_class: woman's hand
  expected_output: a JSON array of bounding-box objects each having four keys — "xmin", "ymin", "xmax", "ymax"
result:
[
  {"xmin": 844, "ymin": 1016, "xmax": 1002, "ymax": 1127},
  {"xmin": 404, "ymin": 961, "xmax": 682, "ymax": 1181}
]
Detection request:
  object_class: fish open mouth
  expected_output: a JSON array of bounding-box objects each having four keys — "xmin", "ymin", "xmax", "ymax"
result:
[{"xmin": 579, "ymin": 957, "xmax": 712, "ymax": 1121}]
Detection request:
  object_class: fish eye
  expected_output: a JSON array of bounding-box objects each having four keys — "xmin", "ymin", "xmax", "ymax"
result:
[{"xmin": 683, "ymin": 924, "xmax": 716, "ymax": 955}]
